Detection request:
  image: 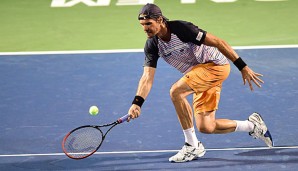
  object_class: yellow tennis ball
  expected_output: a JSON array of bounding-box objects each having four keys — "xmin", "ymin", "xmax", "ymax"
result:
[{"xmin": 89, "ymin": 106, "xmax": 99, "ymax": 116}]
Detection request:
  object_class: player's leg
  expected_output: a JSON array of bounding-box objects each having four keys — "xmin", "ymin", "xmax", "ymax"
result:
[
  {"xmin": 170, "ymin": 80, "xmax": 202, "ymax": 148},
  {"xmin": 193, "ymin": 83, "xmax": 273, "ymax": 147},
  {"xmin": 195, "ymin": 110, "xmax": 249, "ymax": 134},
  {"xmin": 169, "ymin": 64, "xmax": 226, "ymax": 162},
  {"xmin": 195, "ymin": 110, "xmax": 273, "ymax": 147},
  {"xmin": 169, "ymin": 63, "xmax": 230, "ymax": 163},
  {"xmin": 193, "ymin": 92, "xmax": 270, "ymax": 152},
  {"xmin": 169, "ymin": 77, "xmax": 205, "ymax": 163},
  {"xmin": 195, "ymin": 110, "xmax": 237, "ymax": 134},
  {"xmin": 169, "ymin": 80, "xmax": 194, "ymax": 130}
]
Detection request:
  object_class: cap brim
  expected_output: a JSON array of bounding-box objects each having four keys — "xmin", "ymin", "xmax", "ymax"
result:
[{"xmin": 138, "ymin": 14, "xmax": 169, "ymax": 21}]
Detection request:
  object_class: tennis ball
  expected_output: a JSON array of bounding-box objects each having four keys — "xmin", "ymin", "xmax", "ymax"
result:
[{"xmin": 89, "ymin": 106, "xmax": 99, "ymax": 116}]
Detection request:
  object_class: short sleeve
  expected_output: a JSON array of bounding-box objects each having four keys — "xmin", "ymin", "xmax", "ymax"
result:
[
  {"xmin": 169, "ymin": 20, "xmax": 207, "ymax": 45},
  {"xmin": 143, "ymin": 36, "xmax": 159, "ymax": 68}
]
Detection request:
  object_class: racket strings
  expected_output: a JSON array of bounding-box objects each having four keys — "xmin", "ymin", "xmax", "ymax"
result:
[{"xmin": 63, "ymin": 127, "xmax": 103, "ymax": 158}]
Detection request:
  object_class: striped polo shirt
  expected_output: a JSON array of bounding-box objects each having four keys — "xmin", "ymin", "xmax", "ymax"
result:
[{"xmin": 143, "ymin": 20, "xmax": 229, "ymax": 74}]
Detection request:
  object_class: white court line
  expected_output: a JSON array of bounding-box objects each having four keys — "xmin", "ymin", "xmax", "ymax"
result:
[
  {"xmin": 1, "ymin": 146, "xmax": 298, "ymax": 157},
  {"xmin": 0, "ymin": 45, "xmax": 298, "ymax": 56}
]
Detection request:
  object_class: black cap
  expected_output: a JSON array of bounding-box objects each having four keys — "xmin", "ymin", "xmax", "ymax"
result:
[{"xmin": 138, "ymin": 3, "xmax": 168, "ymax": 21}]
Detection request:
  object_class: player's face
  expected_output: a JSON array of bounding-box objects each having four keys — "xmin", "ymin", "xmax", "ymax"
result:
[{"xmin": 139, "ymin": 19, "xmax": 161, "ymax": 38}]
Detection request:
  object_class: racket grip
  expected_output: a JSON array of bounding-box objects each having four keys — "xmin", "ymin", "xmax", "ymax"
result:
[{"xmin": 117, "ymin": 114, "xmax": 130, "ymax": 123}]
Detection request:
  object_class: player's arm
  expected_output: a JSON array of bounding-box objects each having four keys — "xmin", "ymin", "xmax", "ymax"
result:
[
  {"xmin": 203, "ymin": 32, "xmax": 264, "ymax": 91},
  {"xmin": 128, "ymin": 66, "xmax": 156, "ymax": 120},
  {"xmin": 136, "ymin": 66, "xmax": 155, "ymax": 99}
]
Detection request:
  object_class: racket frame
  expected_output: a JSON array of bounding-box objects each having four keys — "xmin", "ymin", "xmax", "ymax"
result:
[{"xmin": 62, "ymin": 114, "xmax": 129, "ymax": 159}]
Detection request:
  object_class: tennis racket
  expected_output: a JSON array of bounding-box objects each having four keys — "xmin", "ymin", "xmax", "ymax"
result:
[{"xmin": 62, "ymin": 114, "xmax": 130, "ymax": 159}]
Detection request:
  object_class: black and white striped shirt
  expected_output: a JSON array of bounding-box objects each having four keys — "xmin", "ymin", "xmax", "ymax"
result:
[{"xmin": 143, "ymin": 20, "xmax": 229, "ymax": 73}]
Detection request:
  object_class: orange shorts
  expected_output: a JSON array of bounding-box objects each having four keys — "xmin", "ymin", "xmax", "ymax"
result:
[{"xmin": 181, "ymin": 63, "xmax": 230, "ymax": 114}]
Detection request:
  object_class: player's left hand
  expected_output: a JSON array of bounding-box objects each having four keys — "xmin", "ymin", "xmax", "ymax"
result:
[{"xmin": 241, "ymin": 66, "xmax": 264, "ymax": 91}]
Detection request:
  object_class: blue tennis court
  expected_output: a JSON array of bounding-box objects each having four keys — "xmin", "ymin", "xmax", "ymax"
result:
[{"xmin": 0, "ymin": 47, "xmax": 298, "ymax": 170}]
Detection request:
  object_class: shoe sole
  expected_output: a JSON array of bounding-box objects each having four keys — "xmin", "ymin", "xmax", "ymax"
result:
[
  {"xmin": 197, "ymin": 149, "xmax": 206, "ymax": 158},
  {"xmin": 169, "ymin": 149, "xmax": 206, "ymax": 163}
]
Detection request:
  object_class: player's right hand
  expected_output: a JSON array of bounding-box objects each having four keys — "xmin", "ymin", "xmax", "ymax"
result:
[{"xmin": 128, "ymin": 104, "xmax": 141, "ymax": 121}]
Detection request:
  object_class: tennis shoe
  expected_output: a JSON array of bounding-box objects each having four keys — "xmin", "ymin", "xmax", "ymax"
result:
[
  {"xmin": 248, "ymin": 112, "xmax": 273, "ymax": 148},
  {"xmin": 169, "ymin": 141, "xmax": 206, "ymax": 163}
]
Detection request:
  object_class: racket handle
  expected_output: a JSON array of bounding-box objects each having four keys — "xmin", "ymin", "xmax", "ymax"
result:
[{"xmin": 117, "ymin": 114, "xmax": 130, "ymax": 123}]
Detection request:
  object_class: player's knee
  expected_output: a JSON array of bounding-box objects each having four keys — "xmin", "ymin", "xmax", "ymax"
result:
[
  {"xmin": 169, "ymin": 85, "xmax": 181, "ymax": 100},
  {"xmin": 199, "ymin": 127, "xmax": 215, "ymax": 134},
  {"xmin": 198, "ymin": 125, "xmax": 216, "ymax": 134}
]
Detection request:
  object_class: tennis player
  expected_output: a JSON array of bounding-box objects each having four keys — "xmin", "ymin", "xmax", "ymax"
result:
[{"xmin": 128, "ymin": 3, "xmax": 273, "ymax": 163}]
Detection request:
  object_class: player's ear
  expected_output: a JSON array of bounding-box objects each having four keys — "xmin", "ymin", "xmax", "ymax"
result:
[{"xmin": 157, "ymin": 16, "xmax": 163, "ymax": 23}]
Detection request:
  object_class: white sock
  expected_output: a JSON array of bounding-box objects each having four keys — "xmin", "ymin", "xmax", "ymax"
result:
[
  {"xmin": 183, "ymin": 127, "xmax": 199, "ymax": 148},
  {"xmin": 234, "ymin": 120, "xmax": 254, "ymax": 132}
]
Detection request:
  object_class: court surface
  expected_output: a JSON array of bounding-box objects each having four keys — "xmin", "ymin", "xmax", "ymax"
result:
[{"xmin": 0, "ymin": 47, "xmax": 298, "ymax": 170}]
